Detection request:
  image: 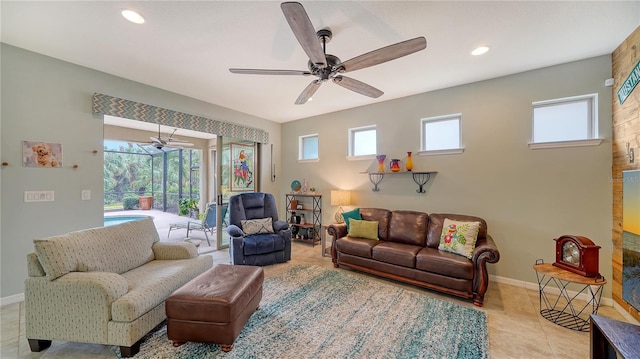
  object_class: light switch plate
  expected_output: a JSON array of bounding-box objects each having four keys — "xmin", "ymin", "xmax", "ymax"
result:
[
  {"xmin": 82, "ymin": 190, "xmax": 91, "ymax": 200},
  {"xmin": 24, "ymin": 191, "xmax": 54, "ymax": 202}
]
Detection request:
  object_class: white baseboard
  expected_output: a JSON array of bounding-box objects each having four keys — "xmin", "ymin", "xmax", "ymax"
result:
[
  {"xmin": 613, "ymin": 301, "xmax": 640, "ymax": 325},
  {"xmin": 489, "ymin": 274, "xmax": 614, "ymax": 307},
  {"xmin": 0, "ymin": 293, "xmax": 24, "ymax": 307}
]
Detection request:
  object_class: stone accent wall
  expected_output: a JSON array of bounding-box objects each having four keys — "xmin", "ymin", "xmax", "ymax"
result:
[{"xmin": 612, "ymin": 26, "xmax": 640, "ymax": 322}]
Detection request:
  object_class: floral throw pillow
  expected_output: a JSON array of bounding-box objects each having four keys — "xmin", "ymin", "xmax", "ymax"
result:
[
  {"xmin": 241, "ymin": 218, "xmax": 275, "ymax": 235},
  {"xmin": 438, "ymin": 218, "xmax": 481, "ymax": 259}
]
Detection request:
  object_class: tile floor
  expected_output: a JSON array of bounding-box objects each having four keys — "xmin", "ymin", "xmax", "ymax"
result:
[{"xmin": 1, "ymin": 213, "xmax": 633, "ymax": 358}]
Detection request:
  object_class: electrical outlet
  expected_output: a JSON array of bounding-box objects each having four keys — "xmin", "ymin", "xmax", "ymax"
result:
[{"xmin": 82, "ymin": 190, "xmax": 91, "ymax": 200}]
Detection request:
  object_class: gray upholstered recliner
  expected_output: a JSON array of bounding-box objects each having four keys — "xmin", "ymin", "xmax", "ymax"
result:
[{"xmin": 226, "ymin": 192, "xmax": 291, "ymax": 266}]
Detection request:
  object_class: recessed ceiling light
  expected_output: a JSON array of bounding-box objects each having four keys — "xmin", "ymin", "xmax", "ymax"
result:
[
  {"xmin": 471, "ymin": 46, "xmax": 489, "ymax": 56},
  {"xmin": 122, "ymin": 10, "xmax": 145, "ymax": 24}
]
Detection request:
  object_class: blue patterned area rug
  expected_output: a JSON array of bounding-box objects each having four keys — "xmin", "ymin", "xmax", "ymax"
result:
[{"xmin": 116, "ymin": 264, "xmax": 488, "ymax": 359}]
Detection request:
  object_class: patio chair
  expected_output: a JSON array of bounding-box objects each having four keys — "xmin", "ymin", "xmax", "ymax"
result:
[{"xmin": 168, "ymin": 203, "xmax": 216, "ymax": 246}]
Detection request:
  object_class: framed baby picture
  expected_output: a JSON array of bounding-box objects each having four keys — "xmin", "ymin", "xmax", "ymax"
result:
[{"xmin": 23, "ymin": 140, "xmax": 63, "ymax": 168}]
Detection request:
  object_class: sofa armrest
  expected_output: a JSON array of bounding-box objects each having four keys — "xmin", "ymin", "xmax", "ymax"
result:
[
  {"xmin": 227, "ymin": 224, "xmax": 244, "ymax": 238},
  {"xmin": 152, "ymin": 242, "xmax": 198, "ymax": 260},
  {"xmin": 327, "ymin": 222, "xmax": 347, "ymax": 240},
  {"xmin": 25, "ymin": 271, "xmax": 128, "ymax": 342},
  {"xmin": 471, "ymin": 234, "xmax": 500, "ymax": 306},
  {"xmin": 273, "ymin": 220, "xmax": 289, "ymax": 232},
  {"xmin": 327, "ymin": 223, "xmax": 348, "ymax": 261}
]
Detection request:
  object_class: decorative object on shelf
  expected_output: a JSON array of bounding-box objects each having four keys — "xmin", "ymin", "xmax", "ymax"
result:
[
  {"xmin": 376, "ymin": 155, "xmax": 386, "ymax": 172},
  {"xmin": 309, "ymin": 187, "xmax": 316, "ymax": 194},
  {"xmin": 296, "ymin": 203, "xmax": 303, "ymax": 210},
  {"xmin": 290, "ymin": 180, "xmax": 302, "ymax": 193},
  {"xmin": 22, "ymin": 140, "xmax": 63, "ymax": 168},
  {"xmin": 553, "ymin": 235, "xmax": 601, "ymax": 277},
  {"xmin": 331, "ymin": 190, "xmax": 351, "ymax": 223},
  {"xmin": 300, "ymin": 213, "xmax": 306, "ymax": 225},
  {"xmin": 290, "ymin": 211, "xmax": 297, "ymax": 223},
  {"xmin": 406, "ymin": 152, "xmax": 413, "ymax": 171},
  {"xmin": 290, "ymin": 199, "xmax": 298, "ymax": 210},
  {"xmin": 389, "ymin": 159, "xmax": 401, "ymax": 172},
  {"xmin": 302, "ymin": 178, "xmax": 308, "ymax": 193}
]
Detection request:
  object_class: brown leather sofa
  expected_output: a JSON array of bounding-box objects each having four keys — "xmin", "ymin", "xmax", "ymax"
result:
[{"xmin": 328, "ymin": 209, "xmax": 500, "ymax": 306}]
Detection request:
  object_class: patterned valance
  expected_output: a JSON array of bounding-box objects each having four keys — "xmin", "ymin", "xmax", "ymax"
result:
[{"xmin": 93, "ymin": 93, "xmax": 269, "ymax": 144}]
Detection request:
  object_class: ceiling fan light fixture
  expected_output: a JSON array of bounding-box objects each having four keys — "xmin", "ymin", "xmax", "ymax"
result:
[
  {"xmin": 122, "ymin": 9, "xmax": 145, "ymax": 24},
  {"xmin": 471, "ymin": 46, "xmax": 489, "ymax": 56}
]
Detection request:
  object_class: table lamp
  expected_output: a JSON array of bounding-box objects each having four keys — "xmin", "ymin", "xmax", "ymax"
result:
[{"xmin": 331, "ymin": 190, "xmax": 351, "ymax": 223}]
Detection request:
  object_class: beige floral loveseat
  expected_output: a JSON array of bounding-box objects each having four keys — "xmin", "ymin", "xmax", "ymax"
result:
[{"xmin": 24, "ymin": 218, "xmax": 212, "ymax": 357}]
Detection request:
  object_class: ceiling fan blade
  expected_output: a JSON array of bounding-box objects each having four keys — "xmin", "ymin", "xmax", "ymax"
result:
[
  {"xmin": 338, "ymin": 37, "xmax": 427, "ymax": 73},
  {"xmin": 295, "ymin": 80, "xmax": 322, "ymax": 105},
  {"xmin": 229, "ymin": 68, "xmax": 312, "ymax": 76},
  {"xmin": 281, "ymin": 2, "xmax": 326, "ymax": 67},
  {"xmin": 333, "ymin": 76, "xmax": 383, "ymax": 98},
  {"xmin": 150, "ymin": 136, "xmax": 164, "ymax": 144}
]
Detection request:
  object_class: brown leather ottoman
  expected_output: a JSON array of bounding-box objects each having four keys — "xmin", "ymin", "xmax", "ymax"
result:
[{"xmin": 166, "ymin": 264, "xmax": 264, "ymax": 352}]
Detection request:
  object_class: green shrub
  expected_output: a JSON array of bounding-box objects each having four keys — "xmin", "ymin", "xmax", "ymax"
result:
[{"xmin": 123, "ymin": 196, "xmax": 140, "ymax": 210}]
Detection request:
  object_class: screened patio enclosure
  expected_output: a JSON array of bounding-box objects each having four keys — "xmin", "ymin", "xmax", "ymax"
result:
[{"xmin": 104, "ymin": 140, "xmax": 201, "ymax": 215}]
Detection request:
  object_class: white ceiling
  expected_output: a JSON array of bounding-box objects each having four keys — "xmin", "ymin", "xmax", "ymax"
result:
[{"xmin": 2, "ymin": 1, "xmax": 639, "ymax": 124}]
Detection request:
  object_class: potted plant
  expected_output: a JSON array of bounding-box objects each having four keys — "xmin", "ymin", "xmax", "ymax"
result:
[{"xmin": 179, "ymin": 197, "xmax": 199, "ymax": 218}]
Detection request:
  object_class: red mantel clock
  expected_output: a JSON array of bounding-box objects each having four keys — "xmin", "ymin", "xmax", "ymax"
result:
[{"xmin": 553, "ymin": 235, "xmax": 601, "ymax": 277}]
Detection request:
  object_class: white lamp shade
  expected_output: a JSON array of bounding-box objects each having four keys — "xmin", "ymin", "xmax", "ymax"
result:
[{"xmin": 330, "ymin": 190, "xmax": 351, "ymax": 206}]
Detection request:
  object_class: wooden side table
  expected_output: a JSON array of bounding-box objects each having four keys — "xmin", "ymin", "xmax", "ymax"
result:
[{"xmin": 533, "ymin": 261, "xmax": 606, "ymax": 332}]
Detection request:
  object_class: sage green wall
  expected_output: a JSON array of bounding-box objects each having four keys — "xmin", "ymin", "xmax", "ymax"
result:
[
  {"xmin": 0, "ymin": 44, "xmax": 281, "ymax": 299},
  {"xmin": 281, "ymin": 55, "xmax": 614, "ymax": 297}
]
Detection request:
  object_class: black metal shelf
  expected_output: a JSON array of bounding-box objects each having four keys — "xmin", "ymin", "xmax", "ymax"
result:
[
  {"xmin": 285, "ymin": 194, "xmax": 322, "ymax": 245},
  {"xmin": 361, "ymin": 171, "xmax": 437, "ymax": 193}
]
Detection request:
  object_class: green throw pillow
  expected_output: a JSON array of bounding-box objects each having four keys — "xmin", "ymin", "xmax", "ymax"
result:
[
  {"xmin": 438, "ymin": 218, "xmax": 481, "ymax": 259},
  {"xmin": 342, "ymin": 208, "xmax": 361, "ymax": 231},
  {"xmin": 348, "ymin": 218, "xmax": 379, "ymax": 240}
]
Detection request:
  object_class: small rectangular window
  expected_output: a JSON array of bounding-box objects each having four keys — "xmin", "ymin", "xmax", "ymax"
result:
[
  {"xmin": 420, "ymin": 114, "xmax": 462, "ymax": 154},
  {"xmin": 348, "ymin": 125, "xmax": 377, "ymax": 158},
  {"xmin": 531, "ymin": 94, "xmax": 601, "ymax": 148},
  {"xmin": 299, "ymin": 134, "xmax": 318, "ymax": 161}
]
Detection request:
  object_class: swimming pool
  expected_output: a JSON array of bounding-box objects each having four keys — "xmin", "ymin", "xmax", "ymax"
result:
[{"xmin": 103, "ymin": 215, "xmax": 151, "ymax": 227}]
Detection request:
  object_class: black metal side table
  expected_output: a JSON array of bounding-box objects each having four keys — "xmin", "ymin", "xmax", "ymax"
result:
[{"xmin": 533, "ymin": 260, "xmax": 606, "ymax": 332}]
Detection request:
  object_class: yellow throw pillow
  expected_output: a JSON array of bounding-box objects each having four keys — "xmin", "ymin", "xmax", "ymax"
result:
[
  {"xmin": 438, "ymin": 218, "xmax": 481, "ymax": 259},
  {"xmin": 348, "ymin": 218, "xmax": 379, "ymax": 240}
]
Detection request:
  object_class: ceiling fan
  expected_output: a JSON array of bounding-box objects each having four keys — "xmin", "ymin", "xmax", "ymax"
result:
[
  {"xmin": 229, "ymin": 1, "xmax": 427, "ymax": 105},
  {"xmin": 149, "ymin": 125, "xmax": 194, "ymax": 150}
]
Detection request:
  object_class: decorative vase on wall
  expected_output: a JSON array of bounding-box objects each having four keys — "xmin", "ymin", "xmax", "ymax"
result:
[
  {"xmin": 376, "ymin": 154, "xmax": 386, "ymax": 172},
  {"xmin": 390, "ymin": 159, "xmax": 401, "ymax": 172},
  {"xmin": 406, "ymin": 152, "xmax": 413, "ymax": 171}
]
